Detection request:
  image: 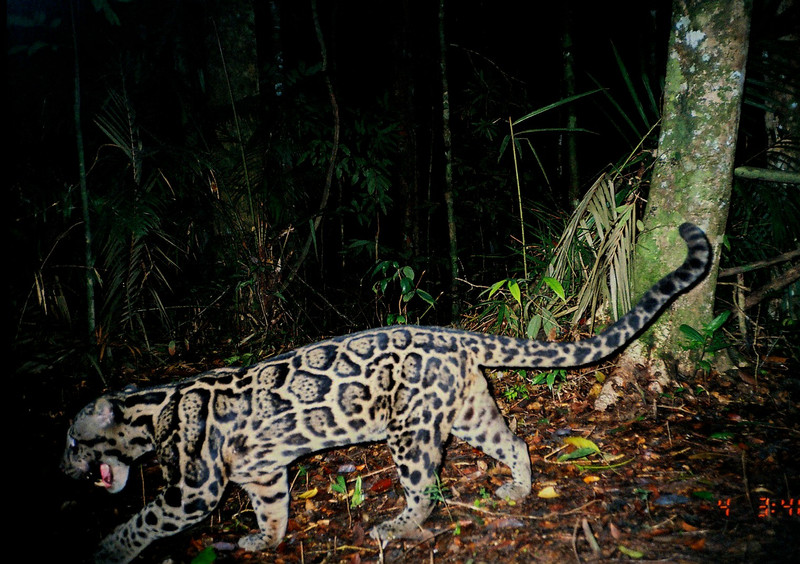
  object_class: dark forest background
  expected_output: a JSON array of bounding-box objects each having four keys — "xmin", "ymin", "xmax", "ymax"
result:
[{"xmin": 9, "ymin": 0, "xmax": 799, "ymax": 387}]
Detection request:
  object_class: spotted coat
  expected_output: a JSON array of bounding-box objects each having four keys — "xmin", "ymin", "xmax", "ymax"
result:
[{"xmin": 62, "ymin": 223, "xmax": 710, "ymax": 563}]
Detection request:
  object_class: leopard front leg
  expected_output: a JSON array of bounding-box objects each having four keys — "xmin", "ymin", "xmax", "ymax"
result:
[
  {"xmin": 237, "ymin": 468, "xmax": 290, "ymax": 552},
  {"xmin": 94, "ymin": 483, "xmax": 224, "ymax": 564}
]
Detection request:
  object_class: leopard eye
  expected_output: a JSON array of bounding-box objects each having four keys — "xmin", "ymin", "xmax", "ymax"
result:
[{"xmin": 68, "ymin": 436, "xmax": 78, "ymax": 451}]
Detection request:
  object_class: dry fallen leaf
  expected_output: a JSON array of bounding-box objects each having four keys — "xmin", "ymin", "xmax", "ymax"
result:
[
  {"xmin": 679, "ymin": 519, "xmax": 699, "ymax": 532},
  {"xmin": 563, "ymin": 436, "xmax": 601, "ymax": 453},
  {"xmin": 689, "ymin": 537, "xmax": 706, "ymax": 550},
  {"xmin": 537, "ymin": 486, "xmax": 559, "ymax": 498},
  {"xmin": 370, "ymin": 478, "xmax": 393, "ymax": 493},
  {"xmin": 298, "ymin": 487, "xmax": 318, "ymax": 499}
]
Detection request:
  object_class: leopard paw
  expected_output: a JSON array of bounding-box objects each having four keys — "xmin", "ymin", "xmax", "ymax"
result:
[
  {"xmin": 369, "ymin": 522, "xmax": 397, "ymax": 543},
  {"xmin": 369, "ymin": 521, "xmax": 433, "ymax": 543},
  {"xmin": 238, "ymin": 533, "xmax": 273, "ymax": 552},
  {"xmin": 495, "ymin": 481, "xmax": 530, "ymax": 501}
]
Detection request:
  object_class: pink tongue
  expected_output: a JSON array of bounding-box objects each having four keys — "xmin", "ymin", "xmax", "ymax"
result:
[{"xmin": 100, "ymin": 463, "xmax": 113, "ymax": 488}]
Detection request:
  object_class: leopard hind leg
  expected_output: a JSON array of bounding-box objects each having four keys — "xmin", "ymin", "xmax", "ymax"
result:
[
  {"xmin": 369, "ymin": 424, "xmax": 445, "ymax": 542},
  {"xmin": 451, "ymin": 377, "xmax": 531, "ymax": 501},
  {"xmin": 237, "ymin": 468, "xmax": 290, "ymax": 552}
]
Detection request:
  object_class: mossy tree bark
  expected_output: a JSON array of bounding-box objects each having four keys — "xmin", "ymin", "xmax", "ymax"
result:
[{"xmin": 620, "ymin": 0, "xmax": 752, "ymax": 381}]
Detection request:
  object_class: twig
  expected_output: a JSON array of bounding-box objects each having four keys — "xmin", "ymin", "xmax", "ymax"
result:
[
  {"xmin": 445, "ymin": 498, "xmax": 600, "ymax": 521},
  {"xmin": 279, "ymin": 0, "xmax": 339, "ymax": 294},
  {"xmin": 572, "ymin": 518, "xmax": 582, "ymax": 564},
  {"xmin": 293, "ymin": 275, "xmax": 356, "ymax": 326},
  {"xmin": 358, "ymin": 465, "xmax": 397, "ymax": 479},
  {"xmin": 742, "ymin": 450, "xmax": 753, "ymax": 518},
  {"xmin": 655, "ymin": 404, "xmax": 696, "ymax": 415},
  {"xmin": 581, "ymin": 518, "xmax": 602, "ymax": 556}
]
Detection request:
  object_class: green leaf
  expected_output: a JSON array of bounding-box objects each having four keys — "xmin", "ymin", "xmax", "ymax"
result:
[
  {"xmin": 488, "ymin": 279, "xmax": 506, "ymax": 298},
  {"xmin": 191, "ymin": 546, "xmax": 217, "ymax": 564},
  {"xmin": 371, "ymin": 260, "xmax": 390, "ymax": 277},
  {"xmin": 351, "ymin": 476, "xmax": 364, "ymax": 508},
  {"xmin": 542, "ymin": 277, "xmax": 565, "ymax": 301},
  {"xmin": 526, "ymin": 315, "xmax": 542, "ymax": 338},
  {"xmin": 308, "ymin": 218, "xmax": 318, "ymax": 255},
  {"xmin": 498, "ymin": 135, "xmax": 511, "ymax": 161},
  {"xmin": 331, "ymin": 475, "xmax": 347, "ymax": 494},
  {"xmin": 416, "ymin": 289, "xmax": 435, "ymax": 306},
  {"xmin": 679, "ymin": 324, "xmax": 704, "ymax": 342},
  {"xmin": 618, "ymin": 545, "xmax": 644, "ymax": 558},
  {"xmin": 557, "ymin": 447, "xmax": 597, "ymax": 461},
  {"xmin": 508, "ymin": 280, "xmax": 522, "ymax": 305},
  {"xmin": 387, "ymin": 313, "xmax": 406, "ymax": 325},
  {"xmin": 706, "ymin": 310, "xmax": 731, "ymax": 333},
  {"xmin": 399, "ymin": 277, "xmax": 413, "ymax": 296},
  {"xmin": 530, "ymin": 373, "xmax": 546, "ymax": 386},
  {"xmin": 512, "ymin": 89, "xmax": 602, "ymax": 126}
]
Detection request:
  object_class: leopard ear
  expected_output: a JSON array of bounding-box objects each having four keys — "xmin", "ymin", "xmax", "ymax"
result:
[{"xmin": 91, "ymin": 397, "xmax": 118, "ymax": 428}]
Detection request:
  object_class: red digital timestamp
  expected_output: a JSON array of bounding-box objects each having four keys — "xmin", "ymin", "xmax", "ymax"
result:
[{"xmin": 716, "ymin": 497, "xmax": 799, "ymax": 518}]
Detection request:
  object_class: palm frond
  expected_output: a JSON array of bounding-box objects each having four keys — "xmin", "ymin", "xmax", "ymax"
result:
[
  {"xmin": 546, "ymin": 174, "xmax": 637, "ymax": 329},
  {"xmin": 95, "ymin": 90, "xmax": 143, "ymax": 184}
]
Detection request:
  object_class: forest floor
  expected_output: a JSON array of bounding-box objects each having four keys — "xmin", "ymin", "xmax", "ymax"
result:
[{"xmin": 37, "ymin": 352, "xmax": 799, "ymax": 563}]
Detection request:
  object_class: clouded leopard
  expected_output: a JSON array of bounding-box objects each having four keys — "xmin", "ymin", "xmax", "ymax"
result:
[{"xmin": 62, "ymin": 223, "xmax": 709, "ymax": 563}]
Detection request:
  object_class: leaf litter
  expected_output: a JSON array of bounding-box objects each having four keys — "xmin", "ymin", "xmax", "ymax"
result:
[{"xmin": 46, "ymin": 357, "xmax": 799, "ymax": 563}]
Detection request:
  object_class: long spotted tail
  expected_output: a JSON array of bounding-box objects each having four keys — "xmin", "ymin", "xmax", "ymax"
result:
[{"xmin": 479, "ymin": 223, "xmax": 710, "ymax": 368}]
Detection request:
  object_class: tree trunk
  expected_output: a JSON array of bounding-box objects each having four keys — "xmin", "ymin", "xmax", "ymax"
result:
[
  {"xmin": 560, "ymin": 5, "xmax": 580, "ymax": 204},
  {"xmin": 70, "ymin": 1, "xmax": 96, "ymax": 344},
  {"xmin": 615, "ymin": 0, "xmax": 752, "ymax": 390},
  {"xmin": 390, "ymin": 1, "xmax": 421, "ymax": 259},
  {"xmin": 439, "ymin": 0, "xmax": 459, "ymax": 319}
]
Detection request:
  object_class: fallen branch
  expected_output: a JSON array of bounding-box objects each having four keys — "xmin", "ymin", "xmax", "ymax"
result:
[
  {"xmin": 744, "ymin": 261, "xmax": 800, "ymax": 309},
  {"xmin": 734, "ymin": 166, "xmax": 800, "ymax": 184},
  {"xmin": 718, "ymin": 247, "xmax": 800, "ymax": 277}
]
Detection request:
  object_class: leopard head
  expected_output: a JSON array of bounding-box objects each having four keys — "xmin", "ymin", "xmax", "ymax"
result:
[{"xmin": 61, "ymin": 396, "xmax": 133, "ymax": 494}]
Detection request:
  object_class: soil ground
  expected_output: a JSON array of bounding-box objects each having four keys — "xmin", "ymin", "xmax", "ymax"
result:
[{"xmin": 30, "ymin": 355, "xmax": 800, "ymax": 563}]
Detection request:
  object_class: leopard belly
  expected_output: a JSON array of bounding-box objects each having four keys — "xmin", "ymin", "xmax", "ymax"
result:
[{"xmin": 61, "ymin": 223, "xmax": 709, "ymax": 563}]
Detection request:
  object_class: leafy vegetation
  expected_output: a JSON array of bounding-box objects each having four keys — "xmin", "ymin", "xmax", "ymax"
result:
[
  {"xmin": 15, "ymin": 4, "xmax": 799, "ymax": 563},
  {"xmin": 679, "ymin": 311, "xmax": 733, "ymax": 376},
  {"xmin": 9, "ymin": 1, "xmax": 797, "ymax": 386}
]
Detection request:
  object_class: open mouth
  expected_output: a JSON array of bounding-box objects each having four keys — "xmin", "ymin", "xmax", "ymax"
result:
[{"xmin": 94, "ymin": 463, "xmax": 114, "ymax": 489}]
